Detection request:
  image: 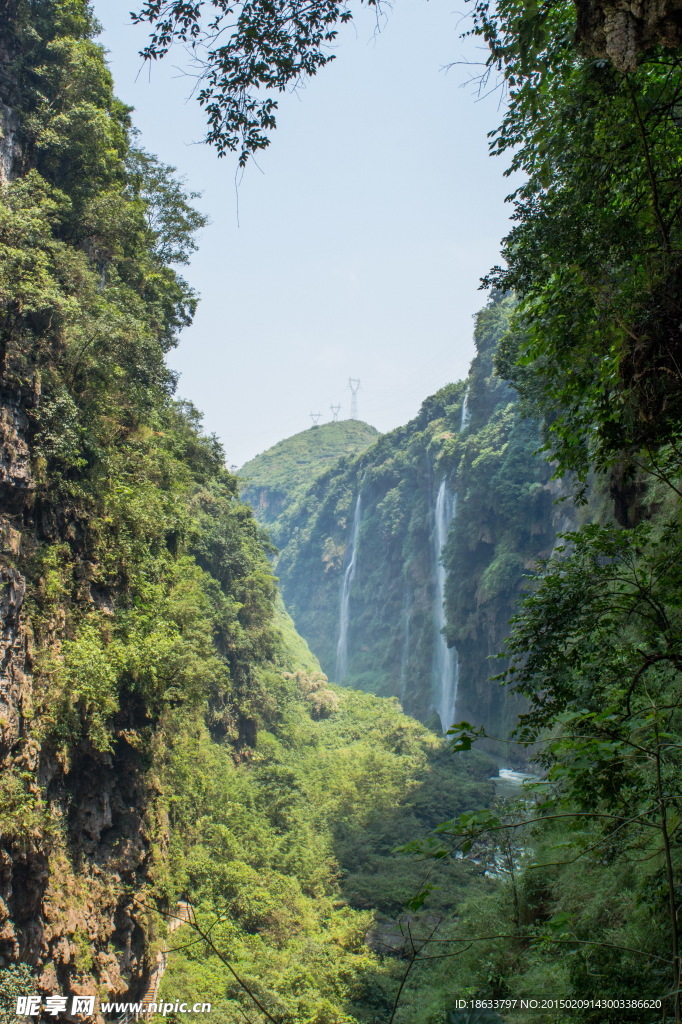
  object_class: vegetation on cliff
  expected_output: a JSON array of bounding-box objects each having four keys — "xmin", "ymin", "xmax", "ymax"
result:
[
  {"xmin": 439, "ymin": 295, "xmax": 559, "ymax": 741},
  {"xmin": 0, "ymin": 0, "xmax": 294, "ymax": 1000},
  {"xmin": 158, "ymin": 631, "xmax": 497, "ymax": 1023}
]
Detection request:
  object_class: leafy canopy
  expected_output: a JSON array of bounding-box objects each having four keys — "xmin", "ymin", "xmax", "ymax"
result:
[{"xmin": 132, "ymin": 0, "xmax": 362, "ymax": 164}]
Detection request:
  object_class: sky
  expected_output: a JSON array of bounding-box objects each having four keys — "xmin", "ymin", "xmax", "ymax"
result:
[{"xmin": 93, "ymin": 0, "xmax": 515, "ymax": 468}]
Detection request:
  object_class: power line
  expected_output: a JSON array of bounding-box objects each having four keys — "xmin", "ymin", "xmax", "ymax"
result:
[{"xmin": 348, "ymin": 378, "xmax": 360, "ymax": 420}]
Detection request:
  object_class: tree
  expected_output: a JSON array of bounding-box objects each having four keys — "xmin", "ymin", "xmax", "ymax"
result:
[
  {"xmin": 475, "ymin": 0, "xmax": 682, "ymax": 480},
  {"xmin": 406, "ymin": 518, "xmax": 682, "ymax": 1019},
  {"xmin": 132, "ymin": 0, "xmax": 358, "ymax": 164},
  {"xmin": 505, "ymin": 521, "xmax": 682, "ymax": 1016},
  {"xmin": 125, "ymin": 149, "xmax": 207, "ymax": 265}
]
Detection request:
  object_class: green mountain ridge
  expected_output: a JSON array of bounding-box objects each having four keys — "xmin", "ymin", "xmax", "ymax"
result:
[{"xmin": 239, "ymin": 420, "xmax": 379, "ymax": 541}]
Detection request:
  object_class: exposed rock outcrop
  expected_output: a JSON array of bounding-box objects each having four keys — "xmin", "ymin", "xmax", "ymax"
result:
[
  {"xmin": 0, "ymin": 371, "xmax": 157, "ymax": 1016},
  {"xmin": 0, "ymin": 101, "xmax": 20, "ymax": 183},
  {"xmin": 574, "ymin": 0, "xmax": 682, "ymax": 70}
]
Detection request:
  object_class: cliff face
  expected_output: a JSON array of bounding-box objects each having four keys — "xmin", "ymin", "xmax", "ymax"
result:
[
  {"xmin": 0, "ymin": 4, "xmax": 285, "ymax": 1009},
  {"xmin": 0, "ymin": 102, "xmax": 21, "ymax": 184},
  {"xmin": 439, "ymin": 299, "xmax": 571, "ymax": 746},
  {"xmin": 0, "ymin": 391, "xmax": 33, "ymax": 746},
  {"xmin": 0, "ymin": 18, "xmax": 32, "ymax": 758},
  {"xmin": 574, "ymin": 0, "xmax": 682, "ymax": 70},
  {"xmin": 0, "ymin": 255, "xmax": 160, "ymax": 1013},
  {"xmin": 0, "ymin": 15, "xmax": 24, "ymax": 186},
  {"xmin": 0, "ymin": 387, "xmax": 36, "ymax": 962},
  {"xmin": 0, "ymin": 12, "xmax": 160, "ymax": 1003},
  {"xmin": 262, "ymin": 296, "xmax": 566, "ymax": 753}
]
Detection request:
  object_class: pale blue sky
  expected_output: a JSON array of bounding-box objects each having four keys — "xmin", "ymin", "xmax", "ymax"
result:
[{"xmin": 93, "ymin": 0, "xmax": 514, "ymax": 467}]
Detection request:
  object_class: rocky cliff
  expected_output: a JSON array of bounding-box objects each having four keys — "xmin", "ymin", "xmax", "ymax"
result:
[
  {"xmin": 0, "ymin": 4, "xmax": 283, "ymax": 1010},
  {"xmin": 574, "ymin": 0, "xmax": 682, "ymax": 70}
]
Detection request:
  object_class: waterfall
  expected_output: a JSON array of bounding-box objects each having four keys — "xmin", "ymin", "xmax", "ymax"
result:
[
  {"xmin": 335, "ymin": 494, "xmax": 362, "ymax": 681},
  {"xmin": 491, "ymin": 767, "xmax": 538, "ymax": 801},
  {"xmin": 432, "ymin": 479, "xmax": 459, "ymax": 733},
  {"xmin": 460, "ymin": 388, "xmax": 471, "ymax": 432}
]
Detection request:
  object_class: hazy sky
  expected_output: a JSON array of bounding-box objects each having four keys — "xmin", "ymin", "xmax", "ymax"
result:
[{"xmin": 93, "ymin": 0, "xmax": 514, "ymax": 467}]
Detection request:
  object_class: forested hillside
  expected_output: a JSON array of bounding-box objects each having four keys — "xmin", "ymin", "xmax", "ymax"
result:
[{"xmin": 239, "ymin": 420, "xmax": 379, "ymax": 542}]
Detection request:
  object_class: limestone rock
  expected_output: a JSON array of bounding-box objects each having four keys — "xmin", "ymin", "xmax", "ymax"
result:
[{"xmin": 574, "ymin": 0, "xmax": 682, "ymax": 71}]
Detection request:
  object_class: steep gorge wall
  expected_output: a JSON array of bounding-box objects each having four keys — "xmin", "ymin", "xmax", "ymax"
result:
[
  {"xmin": 0, "ymin": 365, "xmax": 157, "ymax": 1005},
  {"xmin": 0, "ymin": 5, "xmax": 297, "ymax": 1010},
  {"xmin": 0, "ymin": 12, "xmax": 163, "ymax": 1003},
  {"xmin": 0, "ymin": 1, "xmax": 32, "ymax": 751},
  {"xmin": 440, "ymin": 299, "xmax": 570, "ymax": 745}
]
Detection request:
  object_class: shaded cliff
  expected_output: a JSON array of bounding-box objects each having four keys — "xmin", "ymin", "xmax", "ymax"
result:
[
  {"xmin": 440, "ymin": 298, "xmax": 572, "ymax": 743},
  {"xmin": 574, "ymin": 0, "xmax": 682, "ymax": 71}
]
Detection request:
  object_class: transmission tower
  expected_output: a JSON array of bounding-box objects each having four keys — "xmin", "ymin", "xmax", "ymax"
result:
[
  {"xmin": 330, "ymin": 403, "xmax": 341, "ymax": 422},
  {"xmin": 348, "ymin": 378, "xmax": 360, "ymax": 420},
  {"xmin": 310, "ymin": 412, "xmax": 321, "ymax": 427}
]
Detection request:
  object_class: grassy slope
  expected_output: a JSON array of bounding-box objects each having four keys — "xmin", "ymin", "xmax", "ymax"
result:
[{"xmin": 239, "ymin": 421, "xmax": 380, "ymax": 533}]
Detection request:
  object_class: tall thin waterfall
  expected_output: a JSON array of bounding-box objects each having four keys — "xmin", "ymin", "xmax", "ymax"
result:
[
  {"xmin": 460, "ymin": 388, "xmax": 471, "ymax": 431},
  {"xmin": 432, "ymin": 479, "xmax": 459, "ymax": 733},
  {"xmin": 335, "ymin": 494, "xmax": 362, "ymax": 681}
]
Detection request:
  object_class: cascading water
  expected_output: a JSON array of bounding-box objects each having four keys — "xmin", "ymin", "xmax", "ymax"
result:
[
  {"xmin": 335, "ymin": 494, "xmax": 362, "ymax": 681},
  {"xmin": 432, "ymin": 479, "xmax": 459, "ymax": 733},
  {"xmin": 460, "ymin": 388, "xmax": 471, "ymax": 431}
]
